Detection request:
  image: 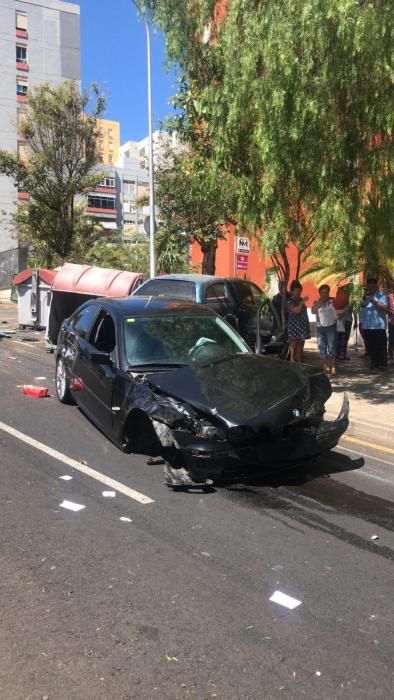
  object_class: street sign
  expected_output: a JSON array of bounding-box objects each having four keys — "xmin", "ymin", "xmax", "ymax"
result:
[
  {"xmin": 143, "ymin": 215, "xmax": 157, "ymax": 235},
  {"xmin": 236, "ymin": 254, "xmax": 249, "ymax": 271},
  {"xmin": 236, "ymin": 236, "xmax": 250, "ymax": 254}
]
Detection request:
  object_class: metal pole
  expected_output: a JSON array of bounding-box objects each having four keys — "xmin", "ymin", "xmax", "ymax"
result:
[{"xmin": 130, "ymin": 1, "xmax": 156, "ymax": 278}]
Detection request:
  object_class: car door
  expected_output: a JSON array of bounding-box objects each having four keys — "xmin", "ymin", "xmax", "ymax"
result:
[
  {"xmin": 76, "ymin": 309, "xmax": 120, "ymax": 434},
  {"xmin": 204, "ymin": 283, "xmax": 231, "ymax": 317}
]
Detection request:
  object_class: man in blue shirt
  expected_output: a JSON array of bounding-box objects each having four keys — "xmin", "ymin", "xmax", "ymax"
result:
[{"xmin": 359, "ymin": 277, "xmax": 388, "ymax": 369}]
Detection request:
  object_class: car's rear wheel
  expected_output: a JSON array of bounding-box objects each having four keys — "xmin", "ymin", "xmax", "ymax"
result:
[{"xmin": 55, "ymin": 357, "xmax": 74, "ymax": 404}]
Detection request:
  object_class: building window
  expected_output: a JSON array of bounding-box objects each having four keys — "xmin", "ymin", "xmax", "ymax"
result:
[
  {"xmin": 17, "ymin": 109, "xmax": 28, "ymax": 130},
  {"xmin": 99, "ymin": 177, "xmax": 115, "ymax": 188},
  {"xmin": 16, "ymin": 45, "xmax": 27, "ymax": 64},
  {"xmin": 17, "ymin": 77, "xmax": 28, "ymax": 96},
  {"xmin": 108, "ymin": 129, "xmax": 113, "ymax": 137},
  {"xmin": 108, "ymin": 154, "xmax": 113, "ymax": 163},
  {"xmin": 87, "ymin": 195, "xmax": 116, "ymax": 210},
  {"xmin": 109, "ymin": 142, "xmax": 113, "ymax": 151},
  {"xmin": 123, "ymin": 180, "xmax": 135, "ymax": 195},
  {"xmin": 16, "ymin": 11, "xmax": 28, "ymax": 30},
  {"xmin": 17, "ymin": 141, "xmax": 28, "ymax": 161}
]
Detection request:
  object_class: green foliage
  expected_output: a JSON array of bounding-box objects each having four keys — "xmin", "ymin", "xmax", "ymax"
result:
[
  {"xmin": 84, "ymin": 229, "xmax": 190, "ymax": 277},
  {"xmin": 155, "ymin": 148, "xmax": 238, "ymax": 273},
  {"xmin": 144, "ymin": 0, "xmax": 393, "ymax": 281},
  {"xmin": 0, "ymin": 81, "xmax": 106, "ymax": 266}
]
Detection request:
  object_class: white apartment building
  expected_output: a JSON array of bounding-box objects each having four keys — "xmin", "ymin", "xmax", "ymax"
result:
[{"xmin": 0, "ymin": 0, "xmax": 80, "ymax": 287}]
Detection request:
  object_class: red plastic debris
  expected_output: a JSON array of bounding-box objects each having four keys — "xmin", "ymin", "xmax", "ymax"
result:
[{"xmin": 22, "ymin": 384, "xmax": 49, "ymax": 398}]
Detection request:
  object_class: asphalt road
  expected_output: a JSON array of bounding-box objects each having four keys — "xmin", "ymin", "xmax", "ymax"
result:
[{"xmin": 0, "ymin": 327, "xmax": 393, "ymax": 700}]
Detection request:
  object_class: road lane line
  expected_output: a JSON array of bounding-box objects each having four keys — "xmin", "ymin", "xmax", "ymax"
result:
[
  {"xmin": 341, "ymin": 435, "xmax": 394, "ymax": 456},
  {"xmin": 0, "ymin": 421, "xmax": 154, "ymax": 505}
]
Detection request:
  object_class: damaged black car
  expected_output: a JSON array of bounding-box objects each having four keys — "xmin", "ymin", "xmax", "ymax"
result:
[{"xmin": 55, "ymin": 297, "xmax": 349, "ymax": 487}]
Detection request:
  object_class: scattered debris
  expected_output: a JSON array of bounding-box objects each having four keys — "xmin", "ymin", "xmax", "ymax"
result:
[
  {"xmin": 120, "ymin": 516, "xmax": 132, "ymax": 522},
  {"xmin": 201, "ymin": 551, "xmax": 211, "ymax": 557},
  {"xmin": 8, "ymin": 356, "xmax": 17, "ymax": 360},
  {"xmin": 59, "ymin": 475, "xmax": 73, "ymax": 481},
  {"xmin": 22, "ymin": 385, "xmax": 49, "ymax": 398},
  {"xmin": 80, "ymin": 459, "xmax": 87, "ymax": 465},
  {"xmin": 165, "ymin": 655, "xmax": 178, "ymax": 662},
  {"xmin": 371, "ymin": 535, "xmax": 380, "ymax": 541},
  {"xmin": 34, "ymin": 376, "xmax": 48, "ymax": 381},
  {"xmin": 147, "ymin": 456, "xmax": 165, "ymax": 465},
  {"xmin": 269, "ymin": 591, "xmax": 302, "ymax": 610},
  {"xmin": 246, "ymin": 625, "xmax": 254, "ymax": 630},
  {"xmin": 102, "ymin": 490, "xmax": 116, "ymax": 497},
  {"xmin": 18, "ymin": 335, "xmax": 39, "ymax": 342},
  {"xmin": 59, "ymin": 500, "xmax": 85, "ymax": 512},
  {"xmin": 315, "ymin": 671, "xmax": 322, "ymax": 677}
]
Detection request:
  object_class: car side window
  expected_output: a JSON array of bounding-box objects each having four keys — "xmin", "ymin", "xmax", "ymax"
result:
[
  {"xmin": 89, "ymin": 311, "xmax": 117, "ymax": 356},
  {"xmin": 206, "ymin": 283, "xmax": 226, "ymax": 301},
  {"xmin": 71, "ymin": 304, "xmax": 99, "ymax": 340}
]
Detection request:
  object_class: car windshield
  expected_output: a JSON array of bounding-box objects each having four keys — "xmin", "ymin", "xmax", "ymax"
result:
[{"xmin": 123, "ymin": 314, "xmax": 250, "ymax": 367}]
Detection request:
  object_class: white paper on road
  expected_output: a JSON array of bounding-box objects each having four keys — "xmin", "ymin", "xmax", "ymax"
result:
[
  {"xmin": 269, "ymin": 590, "xmax": 302, "ymax": 610},
  {"xmin": 59, "ymin": 475, "xmax": 73, "ymax": 481},
  {"xmin": 102, "ymin": 490, "xmax": 116, "ymax": 497},
  {"xmin": 60, "ymin": 500, "xmax": 85, "ymax": 512},
  {"xmin": 120, "ymin": 516, "xmax": 132, "ymax": 522}
]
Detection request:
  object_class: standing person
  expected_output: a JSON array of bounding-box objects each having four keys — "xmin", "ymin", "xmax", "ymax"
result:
[
  {"xmin": 287, "ymin": 280, "xmax": 310, "ymax": 363},
  {"xmin": 359, "ymin": 277, "xmax": 388, "ymax": 370},
  {"xmin": 271, "ymin": 280, "xmax": 289, "ymax": 334},
  {"xmin": 387, "ymin": 278, "xmax": 394, "ymax": 366},
  {"xmin": 312, "ymin": 284, "xmax": 338, "ymax": 374},
  {"xmin": 334, "ymin": 286, "xmax": 353, "ymax": 360}
]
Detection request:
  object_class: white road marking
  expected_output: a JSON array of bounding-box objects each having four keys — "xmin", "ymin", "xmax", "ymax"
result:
[
  {"xmin": 0, "ymin": 420, "xmax": 154, "ymax": 505},
  {"xmin": 60, "ymin": 500, "xmax": 85, "ymax": 512},
  {"xmin": 269, "ymin": 590, "xmax": 302, "ymax": 610}
]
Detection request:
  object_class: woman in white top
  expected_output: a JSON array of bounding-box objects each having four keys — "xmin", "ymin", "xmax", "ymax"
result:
[{"xmin": 312, "ymin": 284, "xmax": 337, "ymax": 375}]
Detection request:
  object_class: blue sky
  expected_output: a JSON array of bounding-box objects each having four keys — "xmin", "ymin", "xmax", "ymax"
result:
[{"xmin": 79, "ymin": 0, "xmax": 178, "ymax": 142}]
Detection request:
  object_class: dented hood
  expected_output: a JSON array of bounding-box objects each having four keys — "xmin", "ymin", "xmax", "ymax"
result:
[{"xmin": 147, "ymin": 354, "xmax": 331, "ymax": 431}]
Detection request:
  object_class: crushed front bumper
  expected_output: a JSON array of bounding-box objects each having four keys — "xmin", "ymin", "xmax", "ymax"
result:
[{"xmin": 172, "ymin": 394, "xmax": 350, "ymax": 481}]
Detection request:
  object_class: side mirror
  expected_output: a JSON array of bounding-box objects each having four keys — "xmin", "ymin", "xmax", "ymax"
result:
[{"xmin": 90, "ymin": 351, "xmax": 112, "ymax": 366}]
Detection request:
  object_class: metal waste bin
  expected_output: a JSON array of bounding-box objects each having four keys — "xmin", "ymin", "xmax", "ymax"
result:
[{"xmin": 13, "ymin": 268, "xmax": 56, "ymax": 330}]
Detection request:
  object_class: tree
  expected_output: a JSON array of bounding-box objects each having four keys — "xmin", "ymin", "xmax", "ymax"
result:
[
  {"xmin": 144, "ymin": 0, "xmax": 393, "ymax": 282},
  {"xmin": 0, "ymin": 81, "xmax": 106, "ymax": 266},
  {"xmin": 154, "ymin": 149, "xmax": 237, "ymax": 274}
]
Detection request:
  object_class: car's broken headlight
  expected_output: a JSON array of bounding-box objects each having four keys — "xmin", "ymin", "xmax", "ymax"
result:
[{"xmin": 195, "ymin": 422, "xmax": 226, "ymax": 440}]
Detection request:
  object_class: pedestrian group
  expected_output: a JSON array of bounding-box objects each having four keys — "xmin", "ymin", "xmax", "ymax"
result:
[{"xmin": 274, "ymin": 277, "xmax": 394, "ymax": 372}]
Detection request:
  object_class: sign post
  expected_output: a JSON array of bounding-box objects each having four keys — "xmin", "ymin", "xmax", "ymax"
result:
[{"xmin": 235, "ymin": 236, "xmax": 250, "ymax": 272}]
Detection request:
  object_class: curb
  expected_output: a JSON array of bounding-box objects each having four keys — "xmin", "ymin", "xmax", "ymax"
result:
[{"xmin": 326, "ymin": 412, "xmax": 394, "ymax": 451}]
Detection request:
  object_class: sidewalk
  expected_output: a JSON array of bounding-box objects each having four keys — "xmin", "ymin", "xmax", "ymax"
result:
[{"xmin": 304, "ymin": 337, "xmax": 394, "ymax": 447}]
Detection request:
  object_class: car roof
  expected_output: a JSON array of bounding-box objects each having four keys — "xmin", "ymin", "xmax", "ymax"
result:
[
  {"xmin": 137, "ymin": 274, "xmax": 259, "ymax": 288},
  {"xmin": 85, "ymin": 296, "xmax": 219, "ymax": 318}
]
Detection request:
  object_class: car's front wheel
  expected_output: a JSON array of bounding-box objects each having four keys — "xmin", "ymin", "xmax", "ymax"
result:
[{"xmin": 55, "ymin": 357, "xmax": 74, "ymax": 404}]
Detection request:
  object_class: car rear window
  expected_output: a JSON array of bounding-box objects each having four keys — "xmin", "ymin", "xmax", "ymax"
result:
[{"xmin": 137, "ymin": 280, "xmax": 197, "ymax": 301}]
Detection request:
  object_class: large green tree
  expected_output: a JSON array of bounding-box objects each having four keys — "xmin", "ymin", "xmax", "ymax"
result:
[
  {"xmin": 0, "ymin": 81, "xmax": 106, "ymax": 266},
  {"xmin": 144, "ymin": 0, "xmax": 393, "ymax": 281},
  {"xmin": 154, "ymin": 149, "xmax": 237, "ymax": 274}
]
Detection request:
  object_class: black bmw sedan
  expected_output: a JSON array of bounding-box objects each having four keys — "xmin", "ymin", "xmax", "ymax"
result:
[{"xmin": 55, "ymin": 297, "xmax": 349, "ymax": 486}]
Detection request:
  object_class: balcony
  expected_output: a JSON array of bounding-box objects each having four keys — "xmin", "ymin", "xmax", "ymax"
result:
[
  {"xmin": 16, "ymin": 61, "xmax": 29, "ymax": 72},
  {"xmin": 16, "ymin": 29, "xmax": 28, "ymax": 39},
  {"xmin": 85, "ymin": 206, "xmax": 117, "ymax": 217}
]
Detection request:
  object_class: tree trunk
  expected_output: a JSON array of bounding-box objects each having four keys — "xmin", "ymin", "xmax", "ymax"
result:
[{"xmin": 200, "ymin": 239, "xmax": 217, "ymax": 275}]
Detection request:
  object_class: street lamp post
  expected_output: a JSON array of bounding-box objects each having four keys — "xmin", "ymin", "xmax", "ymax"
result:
[{"xmin": 130, "ymin": 0, "xmax": 156, "ymax": 278}]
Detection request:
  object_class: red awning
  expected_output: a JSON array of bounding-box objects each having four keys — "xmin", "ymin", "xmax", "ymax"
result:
[
  {"xmin": 13, "ymin": 268, "xmax": 57, "ymax": 286},
  {"xmin": 51, "ymin": 263, "xmax": 143, "ymax": 297}
]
